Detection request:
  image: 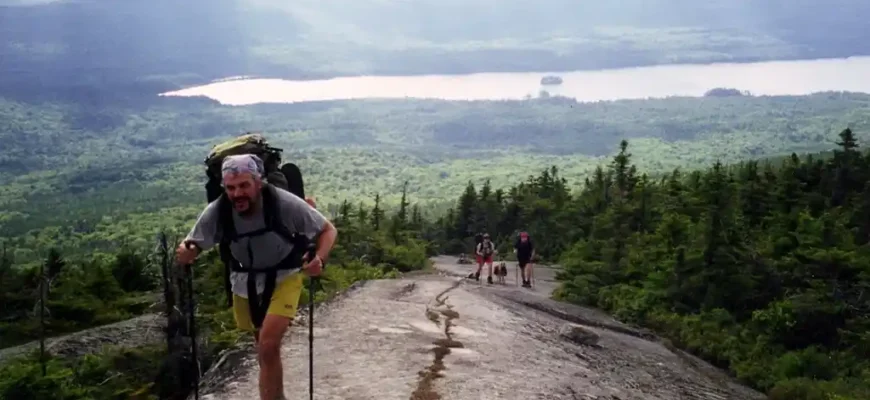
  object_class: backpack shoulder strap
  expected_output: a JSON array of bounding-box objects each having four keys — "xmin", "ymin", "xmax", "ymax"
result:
[
  {"xmin": 216, "ymin": 194, "xmax": 237, "ymax": 242},
  {"xmin": 262, "ymin": 184, "xmax": 308, "ymax": 247},
  {"xmin": 215, "ymin": 194, "xmax": 237, "ymax": 308}
]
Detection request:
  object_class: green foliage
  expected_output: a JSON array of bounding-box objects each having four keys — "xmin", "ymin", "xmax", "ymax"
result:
[
  {"xmin": 0, "ymin": 347, "xmax": 164, "ymax": 400},
  {"xmin": 0, "ymin": 252, "xmax": 142, "ymax": 347},
  {"xmin": 428, "ymin": 129, "xmax": 870, "ymax": 398},
  {"xmin": 4, "ymin": 92, "xmax": 870, "ymax": 267},
  {"xmin": 3, "ymin": 79, "xmax": 870, "ymax": 398},
  {"xmin": 548, "ymin": 130, "xmax": 868, "ymax": 399},
  {"xmin": 0, "ymin": 191, "xmax": 429, "ymax": 398}
]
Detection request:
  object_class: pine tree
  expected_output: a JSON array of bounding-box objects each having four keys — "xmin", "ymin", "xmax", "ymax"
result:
[{"xmin": 371, "ymin": 194, "xmax": 384, "ymax": 231}]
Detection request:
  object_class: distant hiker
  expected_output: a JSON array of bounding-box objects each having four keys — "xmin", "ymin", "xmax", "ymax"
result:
[
  {"xmin": 176, "ymin": 154, "xmax": 337, "ymax": 400},
  {"xmin": 474, "ymin": 232, "xmax": 484, "ymax": 264},
  {"xmin": 472, "ymin": 233, "xmax": 497, "ymax": 284},
  {"xmin": 514, "ymin": 231, "xmax": 535, "ymax": 288},
  {"xmin": 468, "ymin": 232, "xmax": 483, "ymax": 280}
]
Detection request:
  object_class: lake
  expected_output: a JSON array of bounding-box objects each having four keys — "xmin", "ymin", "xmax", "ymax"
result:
[{"xmin": 161, "ymin": 56, "xmax": 870, "ymax": 106}]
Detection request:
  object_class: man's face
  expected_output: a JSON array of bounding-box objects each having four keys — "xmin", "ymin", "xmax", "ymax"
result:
[
  {"xmin": 520, "ymin": 236, "xmax": 528, "ymax": 242},
  {"xmin": 223, "ymin": 172, "xmax": 262, "ymax": 214}
]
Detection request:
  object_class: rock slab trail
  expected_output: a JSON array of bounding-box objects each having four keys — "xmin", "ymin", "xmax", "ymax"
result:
[{"xmin": 201, "ymin": 257, "xmax": 765, "ymax": 400}]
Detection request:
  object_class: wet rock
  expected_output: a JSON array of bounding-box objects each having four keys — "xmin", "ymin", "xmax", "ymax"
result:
[{"xmin": 560, "ymin": 324, "xmax": 600, "ymax": 346}]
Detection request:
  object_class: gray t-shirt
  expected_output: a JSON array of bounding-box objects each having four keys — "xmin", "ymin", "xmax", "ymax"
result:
[{"xmin": 184, "ymin": 187, "xmax": 328, "ymax": 299}]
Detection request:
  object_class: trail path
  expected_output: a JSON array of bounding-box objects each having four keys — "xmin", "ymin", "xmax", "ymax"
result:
[{"xmin": 200, "ymin": 256, "xmax": 764, "ymax": 400}]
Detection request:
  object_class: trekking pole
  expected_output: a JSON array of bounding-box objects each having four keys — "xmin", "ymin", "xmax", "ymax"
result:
[
  {"xmin": 183, "ymin": 242, "xmax": 200, "ymax": 400},
  {"xmin": 308, "ymin": 275, "xmax": 317, "ymax": 400},
  {"xmin": 531, "ymin": 262, "xmax": 536, "ymax": 288},
  {"xmin": 39, "ymin": 260, "xmax": 46, "ymax": 377},
  {"xmin": 305, "ymin": 244, "xmax": 321, "ymax": 400}
]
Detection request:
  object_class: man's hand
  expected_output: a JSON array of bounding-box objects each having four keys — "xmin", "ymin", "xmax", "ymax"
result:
[
  {"xmin": 303, "ymin": 253, "xmax": 323, "ymax": 277},
  {"xmin": 305, "ymin": 197, "xmax": 317, "ymax": 209},
  {"xmin": 176, "ymin": 241, "xmax": 199, "ymax": 266}
]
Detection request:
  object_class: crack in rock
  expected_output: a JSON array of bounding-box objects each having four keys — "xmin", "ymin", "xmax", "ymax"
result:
[
  {"xmin": 410, "ymin": 281, "xmax": 463, "ymax": 400},
  {"xmin": 392, "ymin": 282, "xmax": 418, "ymax": 300}
]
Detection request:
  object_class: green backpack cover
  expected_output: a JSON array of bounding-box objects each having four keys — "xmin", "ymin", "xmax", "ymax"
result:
[{"xmin": 203, "ymin": 133, "xmax": 288, "ymax": 203}]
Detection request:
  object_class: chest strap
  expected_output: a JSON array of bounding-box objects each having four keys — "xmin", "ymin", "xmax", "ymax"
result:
[{"xmin": 216, "ymin": 185, "xmax": 314, "ymax": 329}]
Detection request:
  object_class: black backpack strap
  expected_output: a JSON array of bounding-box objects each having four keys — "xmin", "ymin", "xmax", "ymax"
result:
[
  {"xmin": 216, "ymin": 195, "xmax": 238, "ymax": 307},
  {"xmin": 261, "ymin": 185, "xmax": 296, "ymax": 243},
  {"xmin": 216, "ymin": 194, "xmax": 238, "ymax": 240},
  {"xmin": 262, "ymin": 184, "xmax": 312, "ymax": 245},
  {"xmin": 248, "ymin": 185, "xmax": 313, "ymax": 329}
]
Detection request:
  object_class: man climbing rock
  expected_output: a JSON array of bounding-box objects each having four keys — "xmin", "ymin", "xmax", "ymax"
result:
[
  {"xmin": 176, "ymin": 154, "xmax": 337, "ymax": 400},
  {"xmin": 472, "ymin": 233, "xmax": 497, "ymax": 284},
  {"xmin": 514, "ymin": 231, "xmax": 535, "ymax": 288}
]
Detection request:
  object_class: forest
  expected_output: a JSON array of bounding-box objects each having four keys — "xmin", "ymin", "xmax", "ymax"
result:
[
  {"xmin": 435, "ymin": 129, "xmax": 870, "ymax": 399},
  {"xmin": 3, "ymin": 1, "xmax": 870, "ymax": 398},
  {"xmin": 2, "ymin": 129, "xmax": 868, "ymax": 399},
  {"xmin": 3, "ymin": 91, "xmax": 870, "ymax": 267},
  {"xmin": 0, "ymin": 189, "xmax": 432, "ymax": 399}
]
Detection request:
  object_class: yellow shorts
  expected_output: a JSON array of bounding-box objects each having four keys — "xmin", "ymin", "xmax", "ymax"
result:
[{"xmin": 232, "ymin": 272, "xmax": 304, "ymax": 332}]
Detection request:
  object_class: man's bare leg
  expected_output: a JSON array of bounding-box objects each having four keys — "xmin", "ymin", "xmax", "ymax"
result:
[
  {"xmin": 524, "ymin": 263, "xmax": 533, "ymax": 283},
  {"xmin": 257, "ymin": 314, "xmax": 291, "ymax": 400}
]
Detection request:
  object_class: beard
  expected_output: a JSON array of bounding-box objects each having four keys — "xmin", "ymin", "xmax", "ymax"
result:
[{"xmin": 230, "ymin": 195, "xmax": 257, "ymax": 215}]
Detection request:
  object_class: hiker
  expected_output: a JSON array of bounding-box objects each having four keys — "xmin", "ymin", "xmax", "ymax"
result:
[
  {"xmin": 467, "ymin": 232, "xmax": 484, "ymax": 279},
  {"xmin": 176, "ymin": 154, "xmax": 337, "ymax": 400},
  {"xmin": 514, "ymin": 231, "xmax": 535, "ymax": 288},
  {"xmin": 473, "ymin": 233, "xmax": 497, "ymax": 284}
]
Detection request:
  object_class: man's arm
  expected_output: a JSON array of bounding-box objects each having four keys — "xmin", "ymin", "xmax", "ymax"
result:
[
  {"xmin": 314, "ymin": 221, "xmax": 337, "ymax": 263},
  {"xmin": 279, "ymin": 190, "xmax": 337, "ymax": 262},
  {"xmin": 184, "ymin": 201, "xmax": 222, "ymax": 253}
]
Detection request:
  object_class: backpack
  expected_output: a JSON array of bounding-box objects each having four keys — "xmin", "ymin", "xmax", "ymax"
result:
[
  {"xmin": 515, "ymin": 235, "xmax": 533, "ymax": 250},
  {"xmin": 480, "ymin": 240, "xmax": 494, "ymax": 256},
  {"xmin": 204, "ymin": 133, "xmax": 289, "ymax": 203},
  {"xmin": 202, "ymin": 133, "xmax": 311, "ymax": 327}
]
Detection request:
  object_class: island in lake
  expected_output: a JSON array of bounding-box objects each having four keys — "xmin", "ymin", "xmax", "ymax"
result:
[{"xmin": 541, "ymin": 75, "xmax": 563, "ymax": 85}]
